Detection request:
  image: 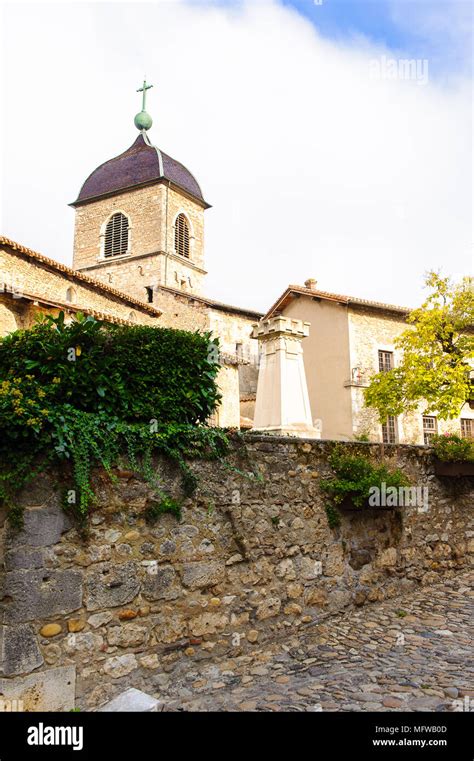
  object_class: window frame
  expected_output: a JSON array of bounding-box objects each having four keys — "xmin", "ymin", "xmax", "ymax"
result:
[
  {"xmin": 100, "ymin": 212, "xmax": 131, "ymax": 260},
  {"xmin": 174, "ymin": 213, "xmax": 191, "ymax": 260},
  {"xmin": 382, "ymin": 415, "xmax": 398, "ymax": 444},
  {"xmin": 378, "ymin": 350, "xmax": 394, "ymax": 373},
  {"xmin": 422, "ymin": 415, "xmax": 438, "ymax": 446}
]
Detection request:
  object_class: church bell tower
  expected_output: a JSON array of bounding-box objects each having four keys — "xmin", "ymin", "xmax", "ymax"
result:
[{"xmin": 70, "ymin": 80, "xmax": 210, "ymax": 304}]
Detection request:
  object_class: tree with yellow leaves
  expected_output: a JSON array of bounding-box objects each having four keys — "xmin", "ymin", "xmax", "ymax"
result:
[{"xmin": 365, "ymin": 273, "xmax": 474, "ymax": 422}]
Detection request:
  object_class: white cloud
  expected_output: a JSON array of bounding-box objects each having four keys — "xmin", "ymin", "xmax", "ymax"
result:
[{"xmin": 0, "ymin": 0, "xmax": 471, "ymax": 312}]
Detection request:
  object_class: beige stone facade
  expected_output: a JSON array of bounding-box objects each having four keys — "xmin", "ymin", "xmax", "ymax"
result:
[
  {"xmin": 0, "ymin": 238, "xmax": 161, "ymax": 332},
  {"xmin": 347, "ymin": 306, "xmax": 474, "ymax": 444},
  {"xmin": 72, "ymin": 185, "xmax": 207, "ymax": 299},
  {"xmin": 265, "ymin": 282, "xmax": 474, "ymax": 445}
]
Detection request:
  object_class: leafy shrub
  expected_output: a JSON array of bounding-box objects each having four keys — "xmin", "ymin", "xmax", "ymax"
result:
[
  {"xmin": 0, "ymin": 312, "xmax": 221, "ymax": 423},
  {"xmin": 0, "ymin": 312, "xmax": 228, "ymax": 526},
  {"xmin": 431, "ymin": 433, "xmax": 474, "ymax": 463},
  {"xmin": 320, "ymin": 447, "xmax": 410, "ymax": 511}
]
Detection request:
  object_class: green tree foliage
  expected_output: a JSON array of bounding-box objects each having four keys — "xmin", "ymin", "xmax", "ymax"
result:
[{"xmin": 364, "ymin": 273, "xmax": 474, "ymax": 421}]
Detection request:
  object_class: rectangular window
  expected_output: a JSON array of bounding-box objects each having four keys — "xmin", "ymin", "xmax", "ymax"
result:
[
  {"xmin": 378, "ymin": 350, "xmax": 394, "ymax": 373},
  {"xmin": 145, "ymin": 287, "xmax": 154, "ymax": 304},
  {"xmin": 382, "ymin": 416, "xmax": 398, "ymax": 444},
  {"xmin": 422, "ymin": 416, "xmax": 437, "ymax": 445},
  {"xmin": 461, "ymin": 418, "xmax": 474, "ymax": 439}
]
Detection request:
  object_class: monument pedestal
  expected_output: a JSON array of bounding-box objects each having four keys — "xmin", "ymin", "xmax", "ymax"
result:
[{"xmin": 252, "ymin": 316, "xmax": 320, "ymax": 439}]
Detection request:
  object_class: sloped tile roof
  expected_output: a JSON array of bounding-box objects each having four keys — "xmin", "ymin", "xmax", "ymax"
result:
[
  {"xmin": 0, "ymin": 236, "xmax": 162, "ymax": 317},
  {"xmin": 264, "ymin": 284, "xmax": 410, "ymax": 319}
]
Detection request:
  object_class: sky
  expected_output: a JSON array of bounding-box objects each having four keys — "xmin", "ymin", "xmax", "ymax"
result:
[{"xmin": 0, "ymin": 0, "xmax": 472, "ymax": 312}]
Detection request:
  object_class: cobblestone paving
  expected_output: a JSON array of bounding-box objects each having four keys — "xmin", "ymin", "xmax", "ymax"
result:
[{"xmin": 164, "ymin": 572, "xmax": 473, "ymax": 712}]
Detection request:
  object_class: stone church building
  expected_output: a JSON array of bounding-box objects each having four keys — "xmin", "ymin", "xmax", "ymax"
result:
[
  {"xmin": 0, "ymin": 90, "xmax": 262, "ymax": 428},
  {"xmin": 0, "ymin": 87, "xmax": 472, "ymax": 442}
]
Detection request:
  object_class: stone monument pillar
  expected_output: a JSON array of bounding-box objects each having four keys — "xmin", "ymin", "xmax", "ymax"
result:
[{"xmin": 252, "ymin": 316, "xmax": 320, "ymax": 438}]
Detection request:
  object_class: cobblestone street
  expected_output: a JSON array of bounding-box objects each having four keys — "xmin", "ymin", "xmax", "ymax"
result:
[{"xmin": 163, "ymin": 572, "xmax": 474, "ymax": 712}]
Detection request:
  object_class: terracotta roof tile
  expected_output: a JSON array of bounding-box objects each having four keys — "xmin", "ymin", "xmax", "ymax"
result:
[
  {"xmin": 0, "ymin": 236, "xmax": 162, "ymax": 317},
  {"xmin": 264, "ymin": 284, "xmax": 410, "ymax": 320}
]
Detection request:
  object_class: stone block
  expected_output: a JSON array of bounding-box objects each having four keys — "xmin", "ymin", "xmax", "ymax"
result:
[
  {"xmin": 64, "ymin": 632, "xmax": 103, "ymax": 655},
  {"xmin": 15, "ymin": 476, "xmax": 59, "ymax": 509},
  {"xmin": 97, "ymin": 688, "xmax": 164, "ymax": 712},
  {"xmin": 376, "ymin": 547, "xmax": 398, "ymax": 568},
  {"xmin": 103, "ymin": 654, "xmax": 138, "ymax": 679},
  {"xmin": 8, "ymin": 504, "xmax": 73, "ymax": 548},
  {"xmin": 88, "ymin": 612, "xmax": 113, "ymax": 629},
  {"xmin": 141, "ymin": 565, "xmax": 181, "ymax": 601},
  {"xmin": 107, "ymin": 624, "xmax": 148, "ymax": 648},
  {"xmin": 1, "ymin": 569, "xmax": 83, "ymax": 623},
  {"xmin": 304, "ymin": 587, "xmax": 328, "ymax": 607},
  {"xmin": 153, "ymin": 614, "xmax": 188, "ymax": 644},
  {"xmin": 294, "ymin": 556, "xmax": 323, "ymax": 580},
  {"xmin": 4, "ymin": 548, "xmax": 45, "ymax": 571},
  {"xmin": 0, "ymin": 665, "xmax": 76, "ymax": 711},
  {"xmin": 256, "ymin": 597, "xmax": 281, "ymax": 620},
  {"xmin": 181, "ymin": 561, "xmax": 225, "ymax": 590},
  {"xmin": 85, "ymin": 562, "xmax": 140, "ymax": 611},
  {"xmin": 323, "ymin": 545, "xmax": 345, "ymax": 577},
  {"xmin": 0, "ymin": 624, "xmax": 44, "ymax": 676},
  {"xmin": 189, "ymin": 613, "xmax": 228, "ymax": 637}
]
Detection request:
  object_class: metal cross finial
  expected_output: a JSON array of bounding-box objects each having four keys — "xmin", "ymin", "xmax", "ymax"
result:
[{"xmin": 137, "ymin": 78, "xmax": 153, "ymax": 111}]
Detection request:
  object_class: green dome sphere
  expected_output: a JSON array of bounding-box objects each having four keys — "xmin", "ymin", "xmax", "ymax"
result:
[{"xmin": 134, "ymin": 110, "xmax": 153, "ymax": 131}]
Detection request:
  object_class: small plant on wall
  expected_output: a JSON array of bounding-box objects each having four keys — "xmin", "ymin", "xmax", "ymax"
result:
[
  {"xmin": 321, "ymin": 446, "xmax": 410, "ymax": 527},
  {"xmin": 431, "ymin": 433, "xmax": 474, "ymax": 463},
  {"xmin": 431, "ymin": 432, "xmax": 474, "ymax": 477}
]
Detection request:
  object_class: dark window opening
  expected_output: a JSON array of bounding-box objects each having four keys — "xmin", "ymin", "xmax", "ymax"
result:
[
  {"xmin": 175, "ymin": 214, "xmax": 190, "ymax": 259},
  {"xmin": 104, "ymin": 213, "xmax": 129, "ymax": 258}
]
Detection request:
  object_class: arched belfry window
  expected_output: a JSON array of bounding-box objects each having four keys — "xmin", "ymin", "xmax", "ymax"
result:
[
  {"xmin": 104, "ymin": 213, "xmax": 129, "ymax": 258},
  {"xmin": 175, "ymin": 214, "xmax": 190, "ymax": 259}
]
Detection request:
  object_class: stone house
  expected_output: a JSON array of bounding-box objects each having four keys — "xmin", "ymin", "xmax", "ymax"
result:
[{"xmin": 263, "ymin": 278, "xmax": 474, "ymax": 444}]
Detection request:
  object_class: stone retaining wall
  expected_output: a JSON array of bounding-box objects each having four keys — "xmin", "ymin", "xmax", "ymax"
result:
[{"xmin": 0, "ymin": 438, "xmax": 472, "ymax": 711}]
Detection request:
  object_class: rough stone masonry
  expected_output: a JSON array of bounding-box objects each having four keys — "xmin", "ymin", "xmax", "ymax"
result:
[{"xmin": 0, "ymin": 438, "xmax": 472, "ymax": 711}]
